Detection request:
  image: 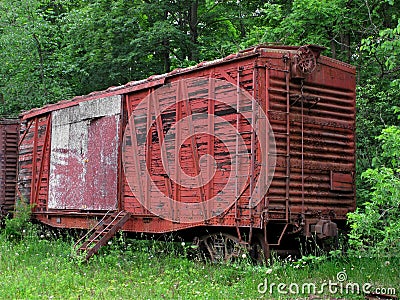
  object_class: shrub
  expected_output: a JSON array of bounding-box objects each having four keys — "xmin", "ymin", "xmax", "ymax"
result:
[
  {"xmin": 2, "ymin": 199, "xmax": 36, "ymax": 240},
  {"xmin": 348, "ymin": 124, "xmax": 400, "ymax": 255}
]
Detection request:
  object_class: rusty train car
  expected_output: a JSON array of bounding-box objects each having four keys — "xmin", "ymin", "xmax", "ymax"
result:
[{"xmin": 3, "ymin": 45, "xmax": 356, "ymax": 260}]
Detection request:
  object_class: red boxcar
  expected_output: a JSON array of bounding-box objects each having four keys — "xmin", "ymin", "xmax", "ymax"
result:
[
  {"xmin": 0, "ymin": 119, "xmax": 19, "ymax": 218},
  {"xmin": 17, "ymin": 45, "xmax": 356, "ymax": 260}
]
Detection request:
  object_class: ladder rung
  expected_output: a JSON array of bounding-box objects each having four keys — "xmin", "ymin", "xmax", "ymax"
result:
[
  {"xmin": 272, "ymin": 132, "xmax": 289, "ymax": 136},
  {"xmin": 237, "ymin": 131, "xmax": 254, "ymax": 135},
  {"xmin": 268, "ymin": 110, "xmax": 289, "ymax": 114},
  {"xmin": 268, "ymin": 204, "xmax": 287, "ymax": 208},
  {"xmin": 268, "ymin": 88, "xmax": 288, "ymax": 94},
  {"xmin": 268, "ymin": 208, "xmax": 287, "ymax": 212},
  {"xmin": 268, "ymin": 152, "xmax": 289, "ymax": 157},
  {"xmin": 270, "ymin": 175, "xmax": 289, "ymax": 178},
  {"xmin": 267, "ymin": 212, "xmax": 287, "ymax": 216}
]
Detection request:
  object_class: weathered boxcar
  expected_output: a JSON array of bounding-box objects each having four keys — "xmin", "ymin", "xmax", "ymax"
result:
[
  {"xmin": 0, "ymin": 119, "xmax": 19, "ymax": 218},
  {"xmin": 17, "ymin": 45, "xmax": 356, "ymax": 260}
]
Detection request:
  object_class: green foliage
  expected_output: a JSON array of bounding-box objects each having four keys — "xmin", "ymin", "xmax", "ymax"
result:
[
  {"xmin": 360, "ymin": 20, "xmax": 400, "ymax": 84},
  {"xmin": 0, "ymin": 0, "xmax": 270, "ymax": 116},
  {"xmin": 259, "ymin": 0, "xmax": 345, "ymax": 45},
  {"xmin": 355, "ymin": 83, "xmax": 400, "ymax": 204},
  {"xmin": 0, "ymin": 232, "xmax": 398, "ymax": 299},
  {"xmin": 348, "ymin": 123, "xmax": 400, "ymax": 255},
  {"xmin": 0, "ymin": 0, "xmax": 75, "ymax": 116},
  {"xmin": 377, "ymin": 126, "xmax": 400, "ymax": 168},
  {"xmin": 2, "ymin": 200, "xmax": 36, "ymax": 240}
]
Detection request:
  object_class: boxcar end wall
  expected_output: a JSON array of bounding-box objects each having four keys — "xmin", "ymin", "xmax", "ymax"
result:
[{"xmin": 0, "ymin": 119, "xmax": 19, "ymax": 217}]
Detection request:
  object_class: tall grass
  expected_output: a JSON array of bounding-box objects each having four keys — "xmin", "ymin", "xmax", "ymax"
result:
[{"xmin": 0, "ymin": 229, "xmax": 398, "ymax": 300}]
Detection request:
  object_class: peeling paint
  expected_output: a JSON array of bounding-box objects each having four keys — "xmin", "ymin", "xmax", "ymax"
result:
[{"xmin": 48, "ymin": 96, "xmax": 121, "ymax": 210}]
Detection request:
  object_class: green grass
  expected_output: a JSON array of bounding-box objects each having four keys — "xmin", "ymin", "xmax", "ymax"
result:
[{"xmin": 0, "ymin": 232, "xmax": 398, "ymax": 300}]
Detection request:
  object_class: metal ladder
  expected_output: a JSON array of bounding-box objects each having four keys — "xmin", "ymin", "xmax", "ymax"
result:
[
  {"xmin": 234, "ymin": 68, "xmax": 258, "ymax": 224},
  {"xmin": 265, "ymin": 60, "xmax": 291, "ymax": 226},
  {"xmin": 74, "ymin": 210, "xmax": 131, "ymax": 260}
]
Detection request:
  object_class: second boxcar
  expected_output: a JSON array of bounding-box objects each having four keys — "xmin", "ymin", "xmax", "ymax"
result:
[{"xmin": 0, "ymin": 119, "xmax": 19, "ymax": 219}]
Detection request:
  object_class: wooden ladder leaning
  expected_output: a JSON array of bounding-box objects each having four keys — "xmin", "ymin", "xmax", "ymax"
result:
[{"xmin": 74, "ymin": 210, "xmax": 131, "ymax": 260}]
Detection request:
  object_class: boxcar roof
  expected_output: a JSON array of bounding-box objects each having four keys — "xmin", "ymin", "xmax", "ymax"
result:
[{"xmin": 20, "ymin": 44, "xmax": 354, "ymax": 120}]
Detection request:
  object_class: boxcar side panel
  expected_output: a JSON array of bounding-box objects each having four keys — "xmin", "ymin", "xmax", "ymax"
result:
[{"xmin": 122, "ymin": 55, "xmax": 268, "ymax": 233}]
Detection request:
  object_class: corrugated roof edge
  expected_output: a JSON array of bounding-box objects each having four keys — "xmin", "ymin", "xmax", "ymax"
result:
[
  {"xmin": 20, "ymin": 44, "xmax": 354, "ymax": 120},
  {"xmin": 21, "ymin": 46, "xmax": 262, "ymax": 120},
  {"xmin": 320, "ymin": 55, "xmax": 356, "ymax": 73}
]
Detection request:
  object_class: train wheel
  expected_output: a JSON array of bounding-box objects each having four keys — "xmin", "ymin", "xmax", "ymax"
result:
[{"xmin": 199, "ymin": 233, "xmax": 246, "ymax": 263}]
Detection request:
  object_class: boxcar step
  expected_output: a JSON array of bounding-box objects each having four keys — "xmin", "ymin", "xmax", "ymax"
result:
[
  {"xmin": 75, "ymin": 210, "xmax": 132, "ymax": 260},
  {"xmin": 89, "ymin": 239, "xmax": 100, "ymax": 243},
  {"xmin": 94, "ymin": 231, "xmax": 106, "ymax": 236}
]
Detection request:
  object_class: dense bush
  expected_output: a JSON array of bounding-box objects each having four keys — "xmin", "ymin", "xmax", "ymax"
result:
[{"xmin": 348, "ymin": 122, "xmax": 400, "ymax": 255}]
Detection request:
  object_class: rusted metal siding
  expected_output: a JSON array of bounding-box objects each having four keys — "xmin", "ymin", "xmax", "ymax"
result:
[
  {"xmin": 48, "ymin": 96, "xmax": 121, "ymax": 210},
  {"xmin": 0, "ymin": 119, "xmax": 19, "ymax": 216}
]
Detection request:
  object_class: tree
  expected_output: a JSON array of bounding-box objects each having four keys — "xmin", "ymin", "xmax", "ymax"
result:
[{"xmin": 0, "ymin": 0, "xmax": 74, "ymax": 116}]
